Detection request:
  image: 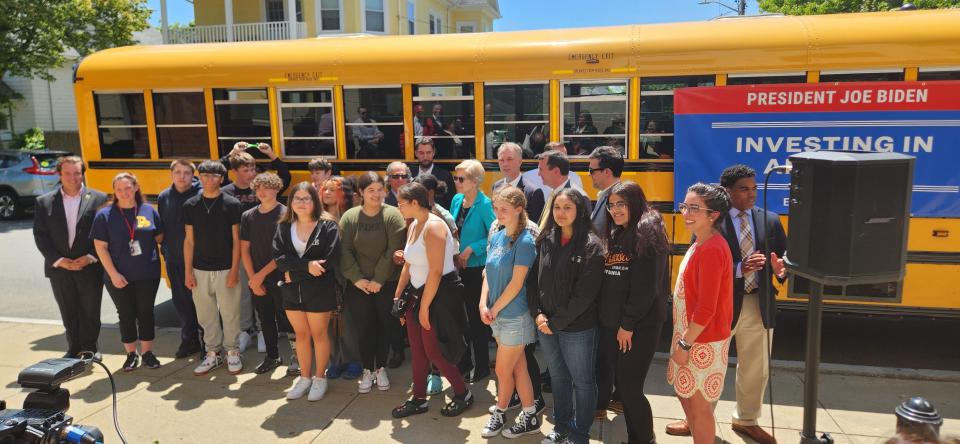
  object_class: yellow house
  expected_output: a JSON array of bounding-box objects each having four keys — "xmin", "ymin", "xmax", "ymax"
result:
[{"xmin": 169, "ymin": 0, "xmax": 500, "ymax": 44}]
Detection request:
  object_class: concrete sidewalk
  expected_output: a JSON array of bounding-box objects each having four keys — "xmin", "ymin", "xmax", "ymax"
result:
[{"xmin": 1, "ymin": 320, "xmax": 957, "ymax": 444}]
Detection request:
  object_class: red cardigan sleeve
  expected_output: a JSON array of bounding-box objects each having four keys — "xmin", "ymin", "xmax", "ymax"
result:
[
  {"xmin": 684, "ymin": 235, "xmax": 734, "ymax": 342},
  {"xmin": 689, "ymin": 243, "xmax": 727, "ymax": 327}
]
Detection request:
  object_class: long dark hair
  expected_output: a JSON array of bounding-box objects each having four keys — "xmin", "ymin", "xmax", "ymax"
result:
[
  {"xmin": 687, "ymin": 182, "xmax": 730, "ymax": 229},
  {"xmin": 604, "ymin": 181, "xmax": 670, "ymax": 258},
  {"xmin": 536, "ymin": 188, "xmax": 593, "ymax": 247},
  {"xmin": 280, "ymin": 181, "xmax": 325, "ymax": 224}
]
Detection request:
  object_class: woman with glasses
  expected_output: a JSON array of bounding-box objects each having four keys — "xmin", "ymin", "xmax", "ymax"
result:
[
  {"xmin": 339, "ymin": 172, "xmax": 407, "ymax": 394},
  {"xmin": 449, "ymin": 159, "xmax": 497, "ymax": 382},
  {"xmin": 667, "ymin": 183, "xmax": 734, "ymax": 444},
  {"xmin": 597, "ymin": 181, "xmax": 670, "ymax": 444},
  {"xmin": 274, "ymin": 182, "xmax": 341, "ymax": 401}
]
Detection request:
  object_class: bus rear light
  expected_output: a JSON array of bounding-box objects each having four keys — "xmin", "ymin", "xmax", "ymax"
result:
[{"xmin": 22, "ymin": 156, "xmax": 57, "ymax": 175}]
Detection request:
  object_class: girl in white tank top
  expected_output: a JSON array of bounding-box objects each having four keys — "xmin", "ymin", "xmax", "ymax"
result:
[{"xmin": 404, "ymin": 213, "xmax": 457, "ymax": 288}]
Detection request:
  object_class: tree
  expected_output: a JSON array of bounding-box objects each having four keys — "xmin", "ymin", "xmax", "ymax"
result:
[
  {"xmin": 0, "ymin": 0, "xmax": 151, "ymax": 81},
  {"xmin": 758, "ymin": 0, "xmax": 960, "ymax": 14}
]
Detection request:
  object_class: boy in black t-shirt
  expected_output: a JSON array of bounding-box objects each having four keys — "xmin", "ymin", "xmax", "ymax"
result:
[{"xmin": 183, "ymin": 160, "xmax": 244, "ymax": 376}]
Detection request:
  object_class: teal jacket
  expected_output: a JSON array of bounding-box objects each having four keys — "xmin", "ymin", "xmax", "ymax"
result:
[{"xmin": 450, "ymin": 192, "xmax": 496, "ymax": 268}]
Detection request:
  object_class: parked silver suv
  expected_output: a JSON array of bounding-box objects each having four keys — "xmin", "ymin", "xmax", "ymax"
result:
[{"xmin": 0, "ymin": 150, "xmax": 71, "ymax": 220}]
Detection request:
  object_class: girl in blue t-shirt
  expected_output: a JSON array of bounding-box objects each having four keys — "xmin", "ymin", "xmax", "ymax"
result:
[
  {"xmin": 479, "ymin": 185, "xmax": 541, "ymax": 439},
  {"xmin": 91, "ymin": 172, "xmax": 163, "ymax": 372}
]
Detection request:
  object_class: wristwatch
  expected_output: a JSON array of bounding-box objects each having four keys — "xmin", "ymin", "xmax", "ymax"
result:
[{"xmin": 677, "ymin": 338, "xmax": 693, "ymax": 351}]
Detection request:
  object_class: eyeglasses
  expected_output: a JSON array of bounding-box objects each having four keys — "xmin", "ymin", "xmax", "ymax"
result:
[
  {"xmin": 292, "ymin": 196, "xmax": 313, "ymax": 204},
  {"xmin": 678, "ymin": 203, "xmax": 716, "ymax": 214},
  {"xmin": 389, "ymin": 174, "xmax": 410, "ymax": 180},
  {"xmin": 605, "ymin": 201, "xmax": 628, "ymax": 211},
  {"xmin": 453, "ymin": 176, "xmax": 469, "ymax": 183}
]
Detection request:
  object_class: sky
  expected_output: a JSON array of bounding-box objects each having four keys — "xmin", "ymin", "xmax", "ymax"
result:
[{"xmin": 145, "ymin": 0, "xmax": 762, "ymax": 29}]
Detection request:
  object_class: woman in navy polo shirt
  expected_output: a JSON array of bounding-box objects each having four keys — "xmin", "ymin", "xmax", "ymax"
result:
[{"xmin": 92, "ymin": 172, "xmax": 164, "ymax": 372}]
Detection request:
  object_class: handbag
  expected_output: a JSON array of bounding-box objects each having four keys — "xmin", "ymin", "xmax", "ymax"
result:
[{"xmin": 391, "ymin": 284, "xmax": 422, "ymax": 318}]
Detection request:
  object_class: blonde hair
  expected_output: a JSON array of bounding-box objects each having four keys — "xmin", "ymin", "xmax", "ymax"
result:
[
  {"xmin": 493, "ymin": 185, "xmax": 529, "ymax": 246},
  {"xmin": 455, "ymin": 159, "xmax": 485, "ymax": 184}
]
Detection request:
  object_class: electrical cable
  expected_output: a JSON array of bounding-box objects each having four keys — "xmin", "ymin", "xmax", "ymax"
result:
[
  {"xmin": 82, "ymin": 355, "xmax": 129, "ymax": 444},
  {"xmin": 762, "ymin": 164, "xmax": 791, "ymax": 440}
]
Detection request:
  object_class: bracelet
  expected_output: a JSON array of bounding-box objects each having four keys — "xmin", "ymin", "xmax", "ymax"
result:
[{"xmin": 677, "ymin": 338, "xmax": 693, "ymax": 351}]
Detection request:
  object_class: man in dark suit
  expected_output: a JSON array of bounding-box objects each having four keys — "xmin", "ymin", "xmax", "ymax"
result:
[
  {"xmin": 411, "ymin": 137, "xmax": 455, "ymax": 209},
  {"xmin": 492, "ymin": 142, "xmax": 543, "ymax": 221},
  {"xmin": 587, "ymin": 146, "xmax": 623, "ymax": 235},
  {"xmin": 534, "ymin": 150, "xmax": 591, "ymax": 230},
  {"xmin": 33, "ymin": 156, "xmax": 108, "ymax": 358},
  {"xmin": 384, "ymin": 161, "xmax": 411, "ymax": 207}
]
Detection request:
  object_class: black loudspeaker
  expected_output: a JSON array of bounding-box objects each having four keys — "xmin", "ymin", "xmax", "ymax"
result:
[{"xmin": 785, "ymin": 151, "xmax": 914, "ymax": 285}]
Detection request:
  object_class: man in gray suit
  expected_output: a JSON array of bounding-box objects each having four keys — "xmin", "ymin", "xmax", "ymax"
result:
[
  {"xmin": 492, "ymin": 142, "xmax": 543, "ymax": 221},
  {"xmin": 33, "ymin": 156, "xmax": 108, "ymax": 357},
  {"xmin": 588, "ymin": 146, "xmax": 623, "ymax": 235}
]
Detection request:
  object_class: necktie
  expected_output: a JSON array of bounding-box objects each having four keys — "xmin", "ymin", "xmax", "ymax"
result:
[{"xmin": 739, "ymin": 211, "xmax": 758, "ymax": 293}]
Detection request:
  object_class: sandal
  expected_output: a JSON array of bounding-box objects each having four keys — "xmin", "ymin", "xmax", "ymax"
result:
[
  {"xmin": 441, "ymin": 390, "xmax": 474, "ymax": 417},
  {"xmin": 392, "ymin": 398, "xmax": 429, "ymax": 418}
]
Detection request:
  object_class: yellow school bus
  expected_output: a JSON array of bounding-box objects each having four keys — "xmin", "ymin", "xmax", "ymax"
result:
[{"xmin": 74, "ymin": 9, "xmax": 960, "ymax": 316}]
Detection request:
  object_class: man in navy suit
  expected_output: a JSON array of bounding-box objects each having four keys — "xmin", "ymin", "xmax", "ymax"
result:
[
  {"xmin": 411, "ymin": 137, "xmax": 455, "ymax": 209},
  {"xmin": 587, "ymin": 146, "xmax": 623, "ymax": 235},
  {"xmin": 33, "ymin": 156, "xmax": 108, "ymax": 357}
]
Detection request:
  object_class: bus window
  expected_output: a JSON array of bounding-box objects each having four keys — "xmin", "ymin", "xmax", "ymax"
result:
[
  {"xmin": 213, "ymin": 89, "xmax": 271, "ymax": 158},
  {"xmin": 819, "ymin": 70, "xmax": 905, "ymax": 83},
  {"xmin": 639, "ymin": 75, "xmax": 714, "ymax": 160},
  {"xmin": 727, "ymin": 73, "xmax": 807, "ymax": 85},
  {"xmin": 94, "ymin": 92, "xmax": 149, "ymax": 159},
  {"xmin": 278, "ymin": 89, "xmax": 336, "ymax": 158},
  {"xmin": 343, "ymin": 87, "xmax": 404, "ymax": 159},
  {"xmin": 483, "ymin": 83, "xmax": 549, "ymax": 159},
  {"xmin": 562, "ymin": 81, "xmax": 628, "ymax": 157},
  {"xmin": 918, "ymin": 68, "xmax": 960, "ymax": 81},
  {"xmin": 153, "ymin": 91, "xmax": 209, "ymax": 158},
  {"xmin": 413, "ymin": 83, "xmax": 475, "ymax": 159}
]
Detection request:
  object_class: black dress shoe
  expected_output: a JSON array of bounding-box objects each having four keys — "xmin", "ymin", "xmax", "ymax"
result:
[
  {"xmin": 175, "ymin": 340, "xmax": 202, "ymax": 359},
  {"xmin": 388, "ymin": 350, "xmax": 405, "ymax": 369},
  {"xmin": 466, "ymin": 368, "xmax": 491, "ymax": 383}
]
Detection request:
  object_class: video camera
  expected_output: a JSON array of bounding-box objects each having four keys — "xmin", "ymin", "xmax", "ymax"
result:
[{"xmin": 0, "ymin": 356, "xmax": 104, "ymax": 444}]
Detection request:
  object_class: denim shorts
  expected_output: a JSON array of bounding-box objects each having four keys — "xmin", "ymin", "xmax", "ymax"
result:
[{"xmin": 491, "ymin": 314, "xmax": 536, "ymax": 347}]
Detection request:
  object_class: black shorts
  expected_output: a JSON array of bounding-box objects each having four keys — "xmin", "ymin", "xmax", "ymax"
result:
[{"xmin": 281, "ymin": 286, "xmax": 337, "ymax": 313}]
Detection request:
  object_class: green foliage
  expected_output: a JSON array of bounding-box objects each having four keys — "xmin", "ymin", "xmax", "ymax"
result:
[
  {"xmin": 11, "ymin": 128, "xmax": 46, "ymax": 151},
  {"xmin": 758, "ymin": 0, "xmax": 960, "ymax": 14},
  {"xmin": 0, "ymin": 0, "xmax": 151, "ymax": 80}
]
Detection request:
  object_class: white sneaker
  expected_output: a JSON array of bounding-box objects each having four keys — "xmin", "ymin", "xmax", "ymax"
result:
[
  {"xmin": 226, "ymin": 350, "xmax": 243, "ymax": 374},
  {"xmin": 308, "ymin": 377, "xmax": 328, "ymax": 401},
  {"xmin": 257, "ymin": 331, "xmax": 266, "ymax": 353},
  {"xmin": 286, "ymin": 376, "xmax": 312, "ymax": 400},
  {"xmin": 238, "ymin": 330, "xmax": 252, "ymax": 353},
  {"xmin": 193, "ymin": 351, "xmax": 222, "ymax": 376},
  {"xmin": 358, "ymin": 369, "xmax": 374, "ymax": 394},
  {"xmin": 375, "ymin": 367, "xmax": 391, "ymax": 391}
]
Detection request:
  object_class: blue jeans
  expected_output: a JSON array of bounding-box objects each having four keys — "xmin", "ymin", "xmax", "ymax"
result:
[{"xmin": 538, "ymin": 328, "xmax": 598, "ymax": 444}]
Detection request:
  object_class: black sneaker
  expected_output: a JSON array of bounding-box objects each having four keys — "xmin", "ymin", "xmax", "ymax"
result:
[
  {"xmin": 121, "ymin": 352, "xmax": 139, "ymax": 372},
  {"xmin": 141, "ymin": 351, "xmax": 161, "ymax": 369},
  {"xmin": 387, "ymin": 350, "xmax": 405, "ymax": 369},
  {"xmin": 489, "ymin": 392, "xmax": 522, "ymax": 413},
  {"xmin": 392, "ymin": 398, "xmax": 429, "ymax": 418},
  {"xmin": 534, "ymin": 396, "xmax": 547, "ymax": 416},
  {"xmin": 481, "ymin": 408, "xmax": 506, "ymax": 438},
  {"xmin": 256, "ymin": 356, "xmax": 282, "ymax": 374},
  {"xmin": 175, "ymin": 340, "xmax": 201, "ymax": 359},
  {"xmin": 503, "ymin": 409, "xmax": 542, "ymax": 438}
]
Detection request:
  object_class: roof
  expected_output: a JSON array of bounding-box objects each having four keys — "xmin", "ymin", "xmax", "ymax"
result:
[{"xmin": 453, "ymin": 0, "xmax": 501, "ymax": 18}]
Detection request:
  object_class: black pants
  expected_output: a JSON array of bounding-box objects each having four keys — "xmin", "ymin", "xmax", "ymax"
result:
[
  {"xmin": 596, "ymin": 322, "xmax": 662, "ymax": 444},
  {"xmin": 253, "ymin": 276, "xmax": 290, "ymax": 359},
  {"xmin": 344, "ymin": 281, "xmax": 397, "ymax": 371},
  {"xmin": 165, "ymin": 257, "xmax": 201, "ymax": 343},
  {"xmin": 458, "ymin": 266, "xmax": 490, "ymax": 374},
  {"xmin": 525, "ymin": 343, "xmax": 543, "ymax": 399},
  {"xmin": 105, "ymin": 278, "xmax": 160, "ymax": 344},
  {"xmin": 49, "ymin": 270, "xmax": 104, "ymax": 354}
]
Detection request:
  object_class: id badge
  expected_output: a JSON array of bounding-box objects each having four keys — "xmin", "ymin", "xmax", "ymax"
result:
[{"xmin": 129, "ymin": 240, "xmax": 142, "ymax": 256}]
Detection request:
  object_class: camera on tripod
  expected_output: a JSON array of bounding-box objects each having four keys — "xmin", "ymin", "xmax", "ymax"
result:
[{"xmin": 0, "ymin": 356, "xmax": 104, "ymax": 444}]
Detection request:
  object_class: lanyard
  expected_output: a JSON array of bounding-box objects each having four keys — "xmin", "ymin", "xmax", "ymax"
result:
[{"xmin": 118, "ymin": 205, "xmax": 139, "ymax": 242}]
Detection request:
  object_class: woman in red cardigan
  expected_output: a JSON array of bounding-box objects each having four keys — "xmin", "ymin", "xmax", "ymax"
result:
[{"xmin": 667, "ymin": 182, "xmax": 734, "ymax": 444}]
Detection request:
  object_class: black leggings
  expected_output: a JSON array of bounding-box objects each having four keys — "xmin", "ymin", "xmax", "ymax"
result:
[
  {"xmin": 106, "ymin": 278, "xmax": 160, "ymax": 344},
  {"xmin": 344, "ymin": 281, "xmax": 397, "ymax": 371},
  {"xmin": 253, "ymin": 276, "xmax": 291, "ymax": 359},
  {"xmin": 458, "ymin": 266, "xmax": 491, "ymax": 373},
  {"xmin": 596, "ymin": 322, "xmax": 662, "ymax": 444}
]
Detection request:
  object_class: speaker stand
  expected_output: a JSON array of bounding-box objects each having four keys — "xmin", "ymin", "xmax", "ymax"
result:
[{"xmin": 800, "ymin": 280, "xmax": 833, "ymax": 444}]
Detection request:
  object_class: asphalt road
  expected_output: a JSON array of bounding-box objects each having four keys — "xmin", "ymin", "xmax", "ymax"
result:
[{"xmin": 2, "ymin": 217, "xmax": 958, "ymax": 371}]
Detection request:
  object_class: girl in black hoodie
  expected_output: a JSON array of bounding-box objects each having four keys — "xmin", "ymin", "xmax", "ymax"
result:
[
  {"xmin": 596, "ymin": 181, "xmax": 670, "ymax": 444},
  {"xmin": 530, "ymin": 188, "xmax": 605, "ymax": 444}
]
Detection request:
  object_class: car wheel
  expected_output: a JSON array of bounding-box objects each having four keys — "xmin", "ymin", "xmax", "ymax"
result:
[{"xmin": 0, "ymin": 190, "xmax": 23, "ymax": 220}]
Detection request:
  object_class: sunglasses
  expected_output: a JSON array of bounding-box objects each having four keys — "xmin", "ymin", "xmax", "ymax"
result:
[
  {"xmin": 589, "ymin": 167, "xmax": 606, "ymax": 174},
  {"xmin": 453, "ymin": 176, "xmax": 469, "ymax": 183},
  {"xmin": 389, "ymin": 174, "xmax": 410, "ymax": 180}
]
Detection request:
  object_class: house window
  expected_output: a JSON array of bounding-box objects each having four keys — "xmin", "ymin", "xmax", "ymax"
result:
[
  {"xmin": 94, "ymin": 93, "xmax": 149, "ymax": 159},
  {"xmin": 483, "ymin": 83, "xmax": 549, "ymax": 158},
  {"xmin": 319, "ymin": 0, "xmax": 341, "ymax": 31},
  {"xmin": 213, "ymin": 89, "xmax": 271, "ymax": 157},
  {"xmin": 407, "ymin": 1, "xmax": 415, "ymax": 34},
  {"xmin": 279, "ymin": 89, "xmax": 336, "ymax": 157},
  {"xmin": 364, "ymin": 0, "xmax": 385, "ymax": 33},
  {"xmin": 153, "ymin": 91, "xmax": 209, "ymax": 158},
  {"xmin": 266, "ymin": 0, "xmax": 302, "ymax": 22},
  {"xmin": 429, "ymin": 14, "xmax": 436, "ymax": 34},
  {"xmin": 458, "ymin": 22, "xmax": 475, "ymax": 33},
  {"xmin": 436, "ymin": 17, "xmax": 442, "ymax": 34},
  {"xmin": 638, "ymin": 75, "xmax": 715, "ymax": 159},
  {"xmin": 343, "ymin": 87, "xmax": 404, "ymax": 159},
  {"xmin": 413, "ymin": 83, "xmax": 475, "ymax": 159},
  {"xmin": 562, "ymin": 81, "xmax": 628, "ymax": 157}
]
